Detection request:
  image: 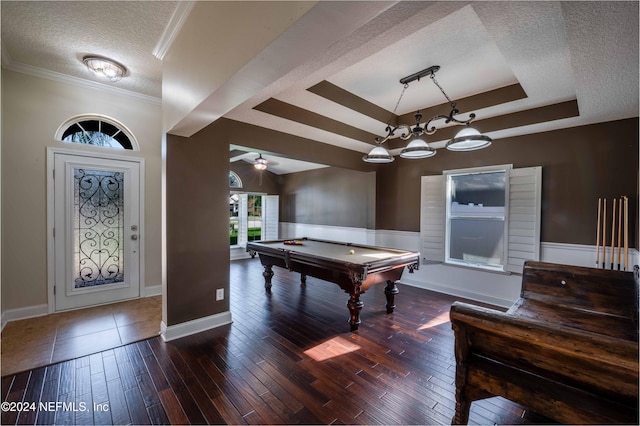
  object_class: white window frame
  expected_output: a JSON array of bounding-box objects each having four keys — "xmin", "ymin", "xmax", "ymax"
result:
[
  {"xmin": 420, "ymin": 165, "xmax": 541, "ymax": 274},
  {"xmin": 55, "ymin": 114, "xmax": 139, "ymax": 151},
  {"xmin": 229, "ymin": 192, "xmax": 278, "ymax": 249},
  {"xmin": 444, "ymin": 164, "xmax": 512, "ymax": 272}
]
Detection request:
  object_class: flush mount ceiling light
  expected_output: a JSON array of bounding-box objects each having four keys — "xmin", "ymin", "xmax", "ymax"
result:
[
  {"xmin": 363, "ymin": 65, "xmax": 492, "ymax": 163},
  {"xmin": 83, "ymin": 56, "xmax": 127, "ymax": 82}
]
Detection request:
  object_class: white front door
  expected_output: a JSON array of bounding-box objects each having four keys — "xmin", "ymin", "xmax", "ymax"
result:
[{"xmin": 53, "ymin": 152, "xmax": 141, "ymax": 311}]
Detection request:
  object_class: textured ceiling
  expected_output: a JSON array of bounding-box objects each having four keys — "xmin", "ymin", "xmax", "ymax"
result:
[
  {"xmin": 2, "ymin": 1, "xmax": 638, "ymax": 171},
  {"xmin": 1, "ymin": 0, "xmax": 177, "ymax": 98}
]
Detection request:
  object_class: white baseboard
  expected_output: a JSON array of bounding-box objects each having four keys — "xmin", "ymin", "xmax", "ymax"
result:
[
  {"xmin": 1, "ymin": 304, "xmax": 49, "ymax": 331},
  {"xmin": 230, "ymin": 246, "xmax": 252, "ymax": 260},
  {"xmin": 0, "ymin": 290, "xmax": 162, "ymax": 331},
  {"xmin": 143, "ymin": 285, "xmax": 162, "ymax": 297},
  {"xmin": 160, "ymin": 310, "xmax": 233, "ymax": 342}
]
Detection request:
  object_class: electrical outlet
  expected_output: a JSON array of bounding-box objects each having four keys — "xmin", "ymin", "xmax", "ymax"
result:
[{"xmin": 216, "ymin": 288, "xmax": 224, "ymax": 301}]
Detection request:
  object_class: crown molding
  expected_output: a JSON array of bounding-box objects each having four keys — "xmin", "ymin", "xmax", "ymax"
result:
[
  {"xmin": 153, "ymin": 1, "xmax": 196, "ymax": 60},
  {"xmin": 2, "ymin": 60, "xmax": 161, "ymax": 105}
]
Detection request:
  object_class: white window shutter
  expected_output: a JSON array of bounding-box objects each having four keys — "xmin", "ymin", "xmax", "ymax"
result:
[
  {"xmin": 262, "ymin": 195, "xmax": 279, "ymax": 240},
  {"xmin": 238, "ymin": 193, "xmax": 248, "ymax": 247},
  {"xmin": 420, "ymin": 175, "xmax": 446, "ymax": 262},
  {"xmin": 506, "ymin": 166, "xmax": 542, "ymax": 273}
]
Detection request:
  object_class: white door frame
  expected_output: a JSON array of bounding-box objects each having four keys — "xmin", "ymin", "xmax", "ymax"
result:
[{"xmin": 46, "ymin": 147, "xmax": 145, "ymax": 313}]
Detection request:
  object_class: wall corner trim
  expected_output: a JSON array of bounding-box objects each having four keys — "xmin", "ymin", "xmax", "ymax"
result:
[{"xmin": 160, "ymin": 311, "xmax": 232, "ymax": 342}]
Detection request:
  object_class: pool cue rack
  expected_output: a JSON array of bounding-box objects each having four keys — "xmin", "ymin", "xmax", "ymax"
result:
[{"xmin": 595, "ymin": 196, "xmax": 629, "ymax": 271}]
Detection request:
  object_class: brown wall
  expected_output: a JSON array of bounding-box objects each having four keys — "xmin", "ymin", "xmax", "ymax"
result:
[
  {"xmin": 281, "ymin": 167, "xmax": 375, "ymax": 228},
  {"xmin": 230, "ymin": 160, "xmax": 281, "ymax": 194},
  {"xmin": 376, "ymin": 118, "xmax": 639, "ymax": 247},
  {"xmin": 165, "ymin": 117, "xmax": 637, "ymax": 326},
  {"xmin": 166, "ymin": 122, "xmax": 231, "ymax": 326}
]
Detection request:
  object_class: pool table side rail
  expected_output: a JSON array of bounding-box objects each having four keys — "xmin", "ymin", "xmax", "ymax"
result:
[
  {"xmin": 246, "ymin": 238, "xmax": 420, "ymax": 277},
  {"xmin": 249, "ymin": 237, "xmax": 415, "ymax": 254}
]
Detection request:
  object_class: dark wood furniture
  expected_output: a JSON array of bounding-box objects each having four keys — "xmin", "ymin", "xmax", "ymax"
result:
[
  {"xmin": 2, "ymin": 259, "xmax": 556, "ymax": 425},
  {"xmin": 247, "ymin": 237, "xmax": 419, "ymax": 331},
  {"xmin": 450, "ymin": 260, "xmax": 639, "ymax": 425}
]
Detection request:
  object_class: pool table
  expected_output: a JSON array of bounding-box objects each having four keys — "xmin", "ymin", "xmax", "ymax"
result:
[{"xmin": 246, "ymin": 238, "xmax": 420, "ymax": 331}]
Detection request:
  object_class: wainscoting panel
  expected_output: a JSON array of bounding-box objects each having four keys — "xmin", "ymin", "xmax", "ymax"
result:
[{"xmin": 5, "ymin": 225, "xmax": 637, "ymax": 327}]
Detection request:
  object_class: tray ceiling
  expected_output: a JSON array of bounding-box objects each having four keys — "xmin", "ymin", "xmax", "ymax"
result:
[{"xmin": 2, "ymin": 1, "xmax": 638, "ymax": 172}]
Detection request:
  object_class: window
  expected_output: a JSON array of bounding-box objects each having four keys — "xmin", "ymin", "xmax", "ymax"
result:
[
  {"xmin": 229, "ymin": 193, "xmax": 240, "ymax": 245},
  {"xmin": 229, "ymin": 193, "xmax": 279, "ymax": 247},
  {"xmin": 56, "ymin": 115, "xmax": 137, "ymax": 150},
  {"xmin": 445, "ymin": 167, "xmax": 508, "ymax": 271},
  {"xmin": 229, "ymin": 171, "xmax": 242, "ymax": 188},
  {"xmin": 420, "ymin": 165, "xmax": 541, "ymax": 273}
]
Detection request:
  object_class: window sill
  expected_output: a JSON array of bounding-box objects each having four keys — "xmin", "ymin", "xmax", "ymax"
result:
[{"xmin": 441, "ymin": 260, "xmax": 512, "ymax": 276}]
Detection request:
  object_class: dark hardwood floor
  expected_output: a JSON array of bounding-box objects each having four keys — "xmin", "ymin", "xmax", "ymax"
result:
[{"xmin": 1, "ymin": 258, "xmax": 554, "ymax": 425}]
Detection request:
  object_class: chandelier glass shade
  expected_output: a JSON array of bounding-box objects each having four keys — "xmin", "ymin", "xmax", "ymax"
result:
[
  {"xmin": 400, "ymin": 138, "xmax": 436, "ymax": 159},
  {"xmin": 362, "ymin": 146, "xmax": 394, "ymax": 163},
  {"xmin": 83, "ymin": 56, "xmax": 126, "ymax": 82},
  {"xmin": 446, "ymin": 126, "xmax": 492, "ymax": 151},
  {"xmin": 364, "ymin": 65, "xmax": 492, "ymax": 163}
]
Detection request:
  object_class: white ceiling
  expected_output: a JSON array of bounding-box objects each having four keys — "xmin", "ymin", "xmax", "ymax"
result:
[
  {"xmin": 2, "ymin": 1, "xmax": 638, "ymax": 172},
  {"xmin": 230, "ymin": 145, "xmax": 328, "ymax": 175}
]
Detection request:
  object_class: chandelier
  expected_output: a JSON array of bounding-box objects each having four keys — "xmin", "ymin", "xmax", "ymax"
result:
[
  {"xmin": 363, "ymin": 65, "xmax": 492, "ymax": 163},
  {"xmin": 83, "ymin": 56, "xmax": 127, "ymax": 82}
]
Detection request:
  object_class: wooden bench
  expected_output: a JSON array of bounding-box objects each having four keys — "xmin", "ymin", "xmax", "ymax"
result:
[{"xmin": 450, "ymin": 260, "xmax": 639, "ymax": 424}]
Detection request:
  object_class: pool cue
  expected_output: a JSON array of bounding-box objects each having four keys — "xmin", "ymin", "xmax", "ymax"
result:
[
  {"xmin": 602, "ymin": 198, "xmax": 607, "ymax": 269},
  {"xmin": 624, "ymin": 196, "xmax": 628, "ymax": 271},
  {"xmin": 596, "ymin": 198, "xmax": 602, "ymax": 268},
  {"xmin": 610, "ymin": 198, "xmax": 616, "ymax": 270},
  {"xmin": 617, "ymin": 197, "xmax": 622, "ymax": 270}
]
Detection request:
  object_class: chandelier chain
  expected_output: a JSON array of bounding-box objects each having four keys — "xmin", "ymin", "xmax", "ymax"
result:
[
  {"xmin": 392, "ymin": 83, "xmax": 409, "ymax": 116},
  {"xmin": 377, "ymin": 83, "xmax": 409, "ymax": 143},
  {"xmin": 430, "ymin": 73, "xmax": 456, "ymax": 109}
]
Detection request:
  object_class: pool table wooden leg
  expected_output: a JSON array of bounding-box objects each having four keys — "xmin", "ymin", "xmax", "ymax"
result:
[
  {"xmin": 384, "ymin": 280, "xmax": 399, "ymax": 314},
  {"xmin": 347, "ymin": 289, "xmax": 364, "ymax": 331},
  {"xmin": 262, "ymin": 265, "xmax": 274, "ymax": 291}
]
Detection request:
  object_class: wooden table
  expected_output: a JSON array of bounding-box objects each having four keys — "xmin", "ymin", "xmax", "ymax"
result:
[{"xmin": 247, "ymin": 238, "xmax": 419, "ymax": 331}]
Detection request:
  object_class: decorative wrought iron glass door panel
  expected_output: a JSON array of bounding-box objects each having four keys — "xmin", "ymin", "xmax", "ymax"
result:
[
  {"xmin": 54, "ymin": 153, "xmax": 141, "ymax": 311},
  {"xmin": 73, "ymin": 168, "xmax": 125, "ymax": 288}
]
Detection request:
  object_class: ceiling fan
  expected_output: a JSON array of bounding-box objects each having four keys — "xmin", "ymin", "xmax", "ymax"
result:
[
  {"xmin": 252, "ymin": 153, "xmax": 280, "ymax": 186},
  {"xmin": 254, "ymin": 153, "xmax": 268, "ymax": 170},
  {"xmin": 252, "ymin": 153, "xmax": 279, "ymax": 171}
]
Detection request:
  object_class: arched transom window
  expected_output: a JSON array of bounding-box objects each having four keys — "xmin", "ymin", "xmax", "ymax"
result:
[
  {"xmin": 56, "ymin": 115, "xmax": 138, "ymax": 150},
  {"xmin": 229, "ymin": 171, "xmax": 242, "ymax": 188}
]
